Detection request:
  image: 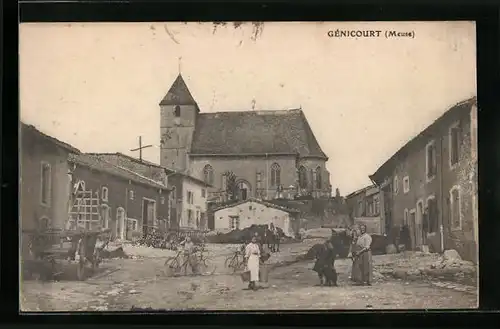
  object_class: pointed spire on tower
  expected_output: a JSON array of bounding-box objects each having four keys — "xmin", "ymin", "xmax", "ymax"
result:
[{"xmin": 160, "ymin": 67, "xmax": 198, "ymax": 109}]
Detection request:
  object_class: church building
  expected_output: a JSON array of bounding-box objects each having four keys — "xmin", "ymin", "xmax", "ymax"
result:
[{"xmin": 159, "ymin": 74, "xmax": 332, "ymax": 203}]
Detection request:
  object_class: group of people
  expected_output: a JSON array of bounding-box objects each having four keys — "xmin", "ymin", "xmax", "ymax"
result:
[
  {"xmin": 312, "ymin": 224, "xmax": 373, "ymax": 287},
  {"xmin": 177, "ymin": 223, "xmax": 373, "ymax": 290}
]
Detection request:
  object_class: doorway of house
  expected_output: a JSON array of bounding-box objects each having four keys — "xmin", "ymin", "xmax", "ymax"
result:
[
  {"xmin": 116, "ymin": 207, "xmax": 125, "ymax": 240},
  {"xmin": 142, "ymin": 199, "xmax": 156, "ymax": 237},
  {"xmin": 409, "ymin": 210, "xmax": 417, "ymax": 250},
  {"xmin": 207, "ymin": 212, "xmax": 215, "ymax": 230},
  {"xmin": 101, "ymin": 205, "xmax": 110, "ymax": 230},
  {"xmin": 382, "ymin": 185, "xmax": 392, "ymax": 234},
  {"xmin": 416, "ymin": 201, "xmax": 424, "ymax": 249}
]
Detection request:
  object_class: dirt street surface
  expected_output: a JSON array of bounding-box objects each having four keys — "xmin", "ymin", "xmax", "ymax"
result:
[{"xmin": 20, "ymin": 240, "xmax": 478, "ymax": 311}]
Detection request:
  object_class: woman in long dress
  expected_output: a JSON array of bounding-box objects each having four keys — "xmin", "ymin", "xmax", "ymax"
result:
[
  {"xmin": 353, "ymin": 224, "xmax": 373, "ymax": 286},
  {"xmin": 245, "ymin": 235, "xmax": 261, "ymax": 290},
  {"xmin": 349, "ymin": 227, "xmax": 362, "ymax": 284}
]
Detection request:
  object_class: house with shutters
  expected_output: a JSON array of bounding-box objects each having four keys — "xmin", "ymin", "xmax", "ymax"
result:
[
  {"xmin": 68, "ymin": 153, "xmax": 171, "ymax": 240},
  {"xmin": 369, "ymin": 97, "xmax": 478, "ymax": 262},
  {"xmin": 87, "ymin": 152, "xmax": 211, "ymax": 231},
  {"xmin": 20, "ymin": 122, "xmax": 81, "ymax": 259},
  {"xmin": 159, "ymin": 74, "xmax": 332, "ymax": 204},
  {"xmin": 345, "ymin": 185, "xmax": 383, "ymax": 235}
]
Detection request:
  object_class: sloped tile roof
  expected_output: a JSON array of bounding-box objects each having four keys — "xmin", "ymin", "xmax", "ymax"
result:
[
  {"xmin": 212, "ymin": 197, "xmax": 300, "ymax": 214},
  {"xmin": 345, "ymin": 185, "xmax": 376, "ymax": 199},
  {"xmin": 86, "ymin": 152, "xmax": 210, "ymax": 187},
  {"xmin": 21, "ymin": 122, "xmax": 81, "ymax": 154},
  {"xmin": 160, "ymin": 74, "xmax": 198, "ymax": 106},
  {"xmin": 69, "ymin": 153, "xmax": 167, "ymax": 190},
  {"xmin": 190, "ymin": 109, "xmax": 327, "ymax": 159},
  {"xmin": 370, "ymin": 96, "xmax": 477, "ymax": 182}
]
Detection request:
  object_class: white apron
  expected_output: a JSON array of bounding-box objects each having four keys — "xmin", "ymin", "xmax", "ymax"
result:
[{"xmin": 245, "ymin": 242, "xmax": 260, "ymax": 282}]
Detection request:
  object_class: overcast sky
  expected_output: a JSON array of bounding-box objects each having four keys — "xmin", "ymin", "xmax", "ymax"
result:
[{"xmin": 20, "ymin": 22, "xmax": 476, "ymax": 195}]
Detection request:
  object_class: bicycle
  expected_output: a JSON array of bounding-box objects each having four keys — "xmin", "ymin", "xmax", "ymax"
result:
[
  {"xmin": 164, "ymin": 250, "xmax": 190, "ymax": 277},
  {"xmin": 196, "ymin": 247, "xmax": 217, "ymax": 275},
  {"xmin": 164, "ymin": 246, "xmax": 216, "ymax": 277},
  {"xmin": 225, "ymin": 249, "xmax": 245, "ymax": 273}
]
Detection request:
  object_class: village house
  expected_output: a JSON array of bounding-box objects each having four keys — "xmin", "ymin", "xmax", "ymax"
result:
[
  {"xmin": 369, "ymin": 97, "xmax": 478, "ymax": 262},
  {"xmin": 345, "ymin": 185, "xmax": 383, "ymax": 235},
  {"xmin": 88, "ymin": 152, "xmax": 211, "ymax": 231},
  {"xmin": 20, "ymin": 123, "xmax": 81, "ymax": 259},
  {"xmin": 166, "ymin": 172, "xmax": 211, "ymax": 231},
  {"xmin": 213, "ymin": 198, "xmax": 300, "ymax": 237},
  {"xmin": 68, "ymin": 153, "xmax": 170, "ymax": 240},
  {"xmin": 159, "ymin": 74, "xmax": 332, "ymax": 203}
]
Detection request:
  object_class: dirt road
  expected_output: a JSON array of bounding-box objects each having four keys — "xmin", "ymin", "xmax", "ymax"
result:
[{"xmin": 20, "ymin": 243, "xmax": 477, "ymax": 311}]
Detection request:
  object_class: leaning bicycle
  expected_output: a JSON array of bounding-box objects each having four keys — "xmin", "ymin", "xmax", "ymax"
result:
[
  {"xmin": 224, "ymin": 249, "xmax": 245, "ymax": 273},
  {"xmin": 164, "ymin": 247, "xmax": 216, "ymax": 277},
  {"xmin": 164, "ymin": 250, "xmax": 190, "ymax": 277},
  {"xmin": 195, "ymin": 247, "xmax": 217, "ymax": 275}
]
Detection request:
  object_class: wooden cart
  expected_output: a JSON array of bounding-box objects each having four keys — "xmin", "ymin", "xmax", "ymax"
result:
[
  {"xmin": 23, "ymin": 228, "xmax": 108, "ymax": 281},
  {"xmin": 22, "ymin": 182, "xmax": 110, "ymax": 281}
]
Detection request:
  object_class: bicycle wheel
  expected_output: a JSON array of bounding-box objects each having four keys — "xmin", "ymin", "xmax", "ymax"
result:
[
  {"xmin": 229, "ymin": 257, "xmax": 241, "ymax": 273},
  {"xmin": 224, "ymin": 255, "xmax": 235, "ymax": 269},
  {"xmin": 164, "ymin": 257, "xmax": 180, "ymax": 277},
  {"xmin": 198, "ymin": 258, "xmax": 217, "ymax": 275}
]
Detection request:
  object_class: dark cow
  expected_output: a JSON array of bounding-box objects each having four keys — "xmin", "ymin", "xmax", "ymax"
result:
[{"xmin": 312, "ymin": 241, "xmax": 338, "ymax": 286}]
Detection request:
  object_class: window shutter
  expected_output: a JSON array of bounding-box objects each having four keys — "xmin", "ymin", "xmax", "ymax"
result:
[{"xmin": 432, "ymin": 145, "xmax": 437, "ymax": 175}]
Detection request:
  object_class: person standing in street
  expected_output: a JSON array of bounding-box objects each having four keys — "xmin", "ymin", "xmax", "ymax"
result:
[
  {"xmin": 352, "ymin": 224, "xmax": 373, "ymax": 286},
  {"xmin": 244, "ymin": 235, "xmax": 261, "ymax": 290},
  {"xmin": 180, "ymin": 236, "xmax": 197, "ymax": 274},
  {"xmin": 348, "ymin": 227, "xmax": 362, "ymax": 284}
]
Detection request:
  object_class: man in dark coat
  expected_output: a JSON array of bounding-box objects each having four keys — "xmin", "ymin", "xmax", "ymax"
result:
[{"xmin": 312, "ymin": 240, "xmax": 338, "ymax": 286}]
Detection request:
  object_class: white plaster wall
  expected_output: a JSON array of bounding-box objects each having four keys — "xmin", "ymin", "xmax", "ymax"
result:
[{"xmin": 214, "ymin": 201, "xmax": 292, "ymax": 235}]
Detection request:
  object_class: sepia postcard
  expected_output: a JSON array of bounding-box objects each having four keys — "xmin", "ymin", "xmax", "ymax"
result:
[{"xmin": 19, "ymin": 21, "xmax": 478, "ymax": 311}]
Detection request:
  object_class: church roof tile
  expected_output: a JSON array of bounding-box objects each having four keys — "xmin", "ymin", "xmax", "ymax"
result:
[{"xmin": 190, "ymin": 109, "xmax": 328, "ymax": 159}]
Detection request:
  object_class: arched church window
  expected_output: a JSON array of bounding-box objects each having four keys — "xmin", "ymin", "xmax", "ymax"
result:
[
  {"xmin": 270, "ymin": 163, "xmax": 281, "ymax": 187},
  {"xmin": 174, "ymin": 105, "xmax": 181, "ymax": 117},
  {"xmin": 203, "ymin": 165, "xmax": 214, "ymax": 185},
  {"xmin": 315, "ymin": 166, "xmax": 322, "ymax": 189},
  {"xmin": 298, "ymin": 166, "xmax": 308, "ymax": 189}
]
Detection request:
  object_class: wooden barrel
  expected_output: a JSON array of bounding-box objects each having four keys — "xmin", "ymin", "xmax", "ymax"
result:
[{"xmin": 259, "ymin": 264, "xmax": 269, "ymax": 283}]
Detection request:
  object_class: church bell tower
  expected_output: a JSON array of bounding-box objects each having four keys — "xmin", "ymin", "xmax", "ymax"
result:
[{"xmin": 159, "ymin": 74, "xmax": 199, "ymax": 172}]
